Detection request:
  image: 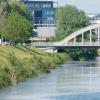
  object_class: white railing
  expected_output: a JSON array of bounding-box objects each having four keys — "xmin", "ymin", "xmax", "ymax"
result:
[
  {"xmin": 34, "ymin": 24, "xmax": 57, "ymax": 27},
  {"xmin": 64, "ymin": 42, "xmax": 100, "ymax": 46},
  {"xmin": 32, "ymin": 42, "xmax": 54, "ymax": 47},
  {"xmin": 32, "ymin": 42, "xmax": 100, "ymax": 47}
]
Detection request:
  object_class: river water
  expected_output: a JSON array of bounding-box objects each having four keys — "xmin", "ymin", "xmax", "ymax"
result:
[{"xmin": 1, "ymin": 58, "xmax": 100, "ymax": 100}]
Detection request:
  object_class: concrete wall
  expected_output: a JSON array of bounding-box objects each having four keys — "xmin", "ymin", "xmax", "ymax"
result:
[
  {"xmin": 38, "ymin": 47, "xmax": 57, "ymax": 53},
  {"xmin": 37, "ymin": 26, "xmax": 56, "ymax": 37},
  {"xmin": 0, "ymin": 39, "xmax": 1, "ymax": 44}
]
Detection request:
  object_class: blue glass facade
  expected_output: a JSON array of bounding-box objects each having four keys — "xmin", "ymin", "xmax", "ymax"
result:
[{"xmin": 20, "ymin": 0, "xmax": 56, "ymax": 26}]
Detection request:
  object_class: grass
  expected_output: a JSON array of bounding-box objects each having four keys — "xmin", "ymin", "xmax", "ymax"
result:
[
  {"xmin": 0, "ymin": 45, "xmax": 47, "ymax": 65},
  {"xmin": 0, "ymin": 45, "xmax": 68, "ymax": 88}
]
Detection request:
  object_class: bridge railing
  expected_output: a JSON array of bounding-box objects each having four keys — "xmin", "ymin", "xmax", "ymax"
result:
[
  {"xmin": 31, "ymin": 42, "xmax": 54, "ymax": 47},
  {"xmin": 32, "ymin": 42, "xmax": 100, "ymax": 47},
  {"xmin": 66, "ymin": 42, "xmax": 100, "ymax": 46}
]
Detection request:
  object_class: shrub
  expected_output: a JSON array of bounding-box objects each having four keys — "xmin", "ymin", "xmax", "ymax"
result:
[{"xmin": 0, "ymin": 66, "xmax": 10, "ymax": 88}]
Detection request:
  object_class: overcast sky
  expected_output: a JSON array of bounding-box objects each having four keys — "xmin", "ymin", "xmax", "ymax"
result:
[
  {"xmin": 58, "ymin": 0, "xmax": 100, "ymax": 13},
  {"xmin": 28, "ymin": 0, "xmax": 100, "ymax": 13}
]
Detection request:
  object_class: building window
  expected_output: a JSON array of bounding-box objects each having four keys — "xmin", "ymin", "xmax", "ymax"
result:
[
  {"xmin": 43, "ymin": 10, "xmax": 54, "ymax": 15},
  {"xmin": 21, "ymin": 1, "xmax": 56, "ymax": 25},
  {"xmin": 35, "ymin": 4, "xmax": 41, "ymax": 8},
  {"xmin": 42, "ymin": 4, "xmax": 51, "ymax": 8},
  {"xmin": 47, "ymin": 17, "xmax": 54, "ymax": 20}
]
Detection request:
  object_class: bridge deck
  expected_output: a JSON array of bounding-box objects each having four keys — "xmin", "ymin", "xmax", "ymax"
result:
[
  {"xmin": 32, "ymin": 42, "xmax": 100, "ymax": 48},
  {"xmin": 32, "ymin": 24, "xmax": 100, "ymax": 49}
]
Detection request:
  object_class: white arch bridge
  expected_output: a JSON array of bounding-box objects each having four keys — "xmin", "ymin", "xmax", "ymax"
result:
[{"xmin": 32, "ymin": 24, "xmax": 100, "ymax": 49}]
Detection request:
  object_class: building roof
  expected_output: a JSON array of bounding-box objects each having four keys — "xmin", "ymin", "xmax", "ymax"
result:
[
  {"xmin": 90, "ymin": 14, "xmax": 100, "ymax": 20},
  {"xmin": 21, "ymin": 0, "xmax": 55, "ymax": 2}
]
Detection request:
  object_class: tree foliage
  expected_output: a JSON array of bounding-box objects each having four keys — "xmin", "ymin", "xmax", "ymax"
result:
[
  {"xmin": 52, "ymin": 5, "xmax": 97, "ymax": 60},
  {"xmin": 0, "ymin": 0, "xmax": 33, "ymax": 21},
  {"xmin": 0, "ymin": 0, "xmax": 34, "ymax": 43},
  {"xmin": 2, "ymin": 12, "xmax": 33, "ymax": 43},
  {"xmin": 53, "ymin": 5, "xmax": 89, "ymax": 41},
  {"xmin": 0, "ymin": 16, "xmax": 5, "ymax": 37}
]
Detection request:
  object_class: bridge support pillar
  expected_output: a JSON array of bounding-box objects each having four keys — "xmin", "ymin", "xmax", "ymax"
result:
[
  {"xmin": 90, "ymin": 30, "xmax": 92, "ymax": 45},
  {"xmin": 98, "ymin": 27, "xmax": 100, "ymax": 45},
  {"xmin": 74, "ymin": 37, "xmax": 76, "ymax": 46},
  {"xmin": 82, "ymin": 33, "xmax": 84, "ymax": 46}
]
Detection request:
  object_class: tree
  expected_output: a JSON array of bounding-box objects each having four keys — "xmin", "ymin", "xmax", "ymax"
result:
[
  {"xmin": 0, "ymin": 0, "xmax": 34, "ymax": 43},
  {"xmin": 2, "ymin": 12, "xmax": 33, "ymax": 43},
  {"xmin": 0, "ymin": 0, "xmax": 34, "ymax": 23},
  {"xmin": 53, "ymin": 5, "xmax": 89, "ymax": 41},
  {"xmin": 9, "ymin": 1, "xmax": 33, "ymax": 21},
  {"xmin": 0, "ymin": 0, "xmax": 7, "ymax": 4},
  {"xmin": 52, "ymin": 5, "xmax": 97, "ymax": 60},
  {"xmin": 0, "ymin": 16, "xmax": 5, "ymax": 36},
  {"xmin": 0, "ymin": 0, "xmax": 33, "ymax": 21},
  {"xmin": 0, "ymin": 4, "xmax": 6, "ymax": 36}
]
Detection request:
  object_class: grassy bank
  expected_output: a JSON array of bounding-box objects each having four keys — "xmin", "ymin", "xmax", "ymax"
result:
[{"xmin": 0, "ymin": 45, "xmax": 68, "ymax": 88}]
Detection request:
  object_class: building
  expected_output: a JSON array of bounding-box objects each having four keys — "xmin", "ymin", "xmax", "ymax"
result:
[
  {"xmin": 20, "ymin": 0, "xmax": 57, "ymax": 26},
  {"xmin": 90, "ymin": 14, "xmax": 100, "ymax": 24},
  {"xmin": 20, "ymin": 0, "xmax": 57, "ymax": 38},
  {"xmin": 87, "ymin": 13, "xmax": 100, "ymax": 24}
]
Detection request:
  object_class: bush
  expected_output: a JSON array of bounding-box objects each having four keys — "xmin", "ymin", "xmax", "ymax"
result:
[
  {"xmin": 0, "ymin": 47, "xmax": 68, "ymax": 88},
  {"xmin": 0, "ymin": 66, "xmax": 10, "ymax": 88},
  {"xmin": 8, "ymin": 52, "xmax": 22, "ymax": 67}
]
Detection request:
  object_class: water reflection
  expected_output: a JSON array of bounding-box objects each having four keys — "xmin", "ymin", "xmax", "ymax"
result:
[{"xmin": 0, "ymin": 59, "xmax": 100, "ymax": 100}]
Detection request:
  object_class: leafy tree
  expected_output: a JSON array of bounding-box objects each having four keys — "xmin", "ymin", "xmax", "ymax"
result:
[
  {"xmin": 0, "ymin": 5, "xmax": 6, "ymax": 36},
  {"xmin": 0, "ymin": 0, "xmax": 34, "ymax": 41},
  {"xmin": 16, "ymin": 1, "xmax": 33, "ymax": 21},
  {"xmin": 53, "ymin": 5, "xmax": 89, "ymax": 41},
  {"xmin": 8, "ymin": 1, "xmax": 33, "ymax": 21},
  {"xmin": 0, "ymin": 16, "xmax": 5, "ymax": 36},
  {"xmin": 0, "ymin": 0, "xmax": 33, "ymax": 21},
  {"xmin": 2, "ymin": 12, "xmax": 33, "ymax": 43},
  {"xmin": 0, "ymin": 0, "xmax": 7, "ymax": 4},
  {"xmin": 51, "ymin": 5, "xmax": 97, "ymax": 60}
]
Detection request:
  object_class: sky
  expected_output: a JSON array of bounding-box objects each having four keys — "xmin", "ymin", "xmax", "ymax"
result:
[
  {"xmin": 27, "ymin": 0, "xmax": 100, "ymax": 14},
  {"xmin": 58, "ymin": 0, "xmax": 100, "ymax": 13}
]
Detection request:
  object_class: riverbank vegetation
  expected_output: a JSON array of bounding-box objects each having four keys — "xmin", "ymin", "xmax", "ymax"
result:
[
  {"xmin": 0, "ymin": 45, "xmax": 68, "ymax": 88},
  {"xmin": 0, "ymin": 0, "xmax": 68, "ymax": 88},
  {"xmin": 0, "ymin": 0, "xmax": 97, "ymax": 89},
  {"xmin": 66, "ymin": 48, "xmax": 97, "ymax": 61}
]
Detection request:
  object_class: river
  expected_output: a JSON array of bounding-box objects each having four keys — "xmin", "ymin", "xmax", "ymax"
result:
[{"xmin": 1, "ymin": 58, "xmax": 100, "ymax": 100}]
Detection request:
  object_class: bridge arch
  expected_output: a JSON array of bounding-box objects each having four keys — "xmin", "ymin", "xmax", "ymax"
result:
[
  {"xmin": 58, "ymin": 24, "xmax": 100, "ymax": 46},
  {"xmin": 32, "ymin": 24, "xmax": 100, "ymax": 48}
]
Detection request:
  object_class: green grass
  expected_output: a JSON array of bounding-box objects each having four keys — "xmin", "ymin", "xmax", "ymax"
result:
[
  {"xmin": 0, "ymin": 45, "xmax": 68, "ymax": 88},
  {"xmin": 0, "ymin": 45, "xmax": 47, "ymax": 65}
]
